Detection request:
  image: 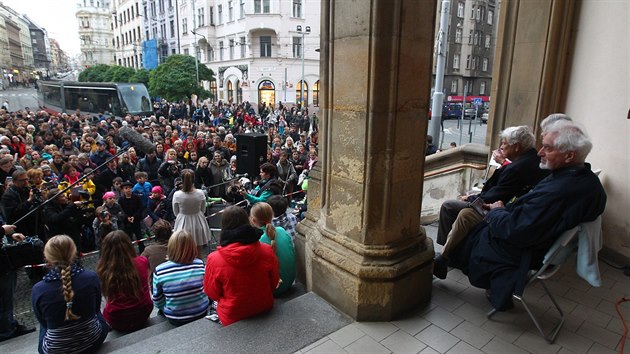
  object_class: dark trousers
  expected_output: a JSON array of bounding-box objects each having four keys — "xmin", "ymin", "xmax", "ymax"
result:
[
  {"xmin": 0, "ymin": 270, "xmax": 17, "ymax": 340},
  {"xmin": 123, "ymin": 222, "xmax": 145, "ymax": 253}
]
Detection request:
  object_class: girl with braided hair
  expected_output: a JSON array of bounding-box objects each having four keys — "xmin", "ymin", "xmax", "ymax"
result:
[
  {"xmin": 97, "ymin": 231, "xmax": 153, "ymax": 331},
  {"xmin": 31, "ymin": 235, "xmax": 109, "ymax": 353},
  {"xmin": 250, "ymin": 202, "xmax": 296, "ymax": 295}
]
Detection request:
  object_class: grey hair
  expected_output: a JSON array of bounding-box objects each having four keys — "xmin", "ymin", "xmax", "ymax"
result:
[
  {"xmin": 500, "ymin": 125, "xmax": 535, "ymax": 150},
  {"xmin": 540, "ymin": 113, "xmax": 572, "ymax": 132},
  {"xmin": 546, "ymin": 120, "xmax": 592, "ymax": 162}
]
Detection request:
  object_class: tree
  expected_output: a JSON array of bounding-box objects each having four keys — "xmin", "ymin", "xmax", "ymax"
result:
[
  {"xmin": 106, "ymin": 66, "xmax": 136, "ymax": 82},
  {"xmin": 148, "ymin": 54, "xmax": 214, "ymax": 102},
  {"xmin": 78, "ymin": 64, "xmax": 110, "ymax": 82},
  {"xmin": 130, "ymin": 69, "xmax": 150, "ymax": 85}
]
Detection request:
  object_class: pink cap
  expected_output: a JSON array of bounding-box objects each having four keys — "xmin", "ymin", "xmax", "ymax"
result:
[
  {"xmin": 151, "ymin": 186, "xmax": 163, "ymax": 194},
  {"xmin": 102, "ymin": 191, "xmax": 116, "ymax": 200}
]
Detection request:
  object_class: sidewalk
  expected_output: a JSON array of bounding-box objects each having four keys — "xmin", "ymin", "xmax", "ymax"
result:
[{"xmin": 298, "ymin": 223, "xmax": 630, "ymax": 354}]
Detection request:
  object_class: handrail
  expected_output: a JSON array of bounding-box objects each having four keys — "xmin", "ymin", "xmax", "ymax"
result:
[{"xmin": 424, "ymin": 163, "xmax": 486, "ymax": 178}]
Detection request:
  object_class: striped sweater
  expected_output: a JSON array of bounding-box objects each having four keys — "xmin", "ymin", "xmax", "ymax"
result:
[{"xmin": 152, "ymin": 259, "xmax": 209, "ymax": 321}]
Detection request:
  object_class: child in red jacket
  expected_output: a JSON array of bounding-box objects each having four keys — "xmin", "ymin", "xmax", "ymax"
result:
[{"xmin": 204, "ymin": 206, "xmax": 279, "ymax": 326}]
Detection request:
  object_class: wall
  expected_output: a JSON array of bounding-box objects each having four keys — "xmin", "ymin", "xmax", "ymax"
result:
[{"xmin": 564, "ymin": 0, "xmax": 629, "ymax": 261}]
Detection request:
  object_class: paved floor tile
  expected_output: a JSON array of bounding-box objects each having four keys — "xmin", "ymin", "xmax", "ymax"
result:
[
  {"xmin": 380, "ymin": 329, "xmax": 426, "ymax": 354},
  {"xmin": 481, "ymin": 314, "xmax": 526, "ymax": 343},
  {"xmin": 354, "ymin": 321, "xmax": 399, "ymax": 342},
  {"xmin": 481, "ymin": 337, "xmax": 528, "ymax": 354},
  {"xmin": 457, "ymin": 287, "xmax": 491, "ymax": 309},
  {"xmin": 576, "ymin": 321, "xmax": 620, "ymax": 350},
  {"xmin": 586, "ymin": 343, "xmax": 617, "ymax": 354},
  {"xmin": 434, "ymin": 278, "xmax": 469, "ymax": 296},
  {"xmin": 430, "ymin": 288, "xmax": 466, "ymax": 312},
  {"xmin": 513, "ymin": 330, "xmax": 562, "ymax": 354},
  {"xmin": 587, "ymin": 285, "xmax": 626, "ymax": 303},
  {"xmin": 564, "ymin": 288, "xmax": 602, "ymax": 308},
  {"xmin": 415, "ymin": 325, "xmax": 459, "ymax": 353},
  {"xmin": 301, "ymin": 336, "xmax": 331, "ymax": 352},
  {"xmin": 304, "ymin": 339, "xmax": 347, "ymax": 354},
  {"xmin": 570, "ymin": 304, "xmax": 612, "ymax": 328},
  {"xmin": 446, "ymin": 340, "xmax": 484, "ymax": 354},
  {"xmin": 553, "ymin": 327, "xmax": 595, "ymax": 354},
  {"xmin": 419, "ymin": 346, "xmax": 440, "ymax": 354},
  {"xmin": 452, "ymin": 302, "xmax": 489, "ymax": 326},
  {"xmin": 422, "ymin": 306, "xmax": 464, "ymax": 332},
  {"xmin": 328, "ymin": 324, "xmax": 366, "ymax": 348},
  {"xmin": 344, "ymin": 335, "xmax": 390, "ymax": 354},
  {"xmin": 449, "ymin": 321, "xmax": 494, "ymax": 349},
  {"xmin": 541, "ymin": 310, "xmax": 584, "ymax": 333},
  {"xmin": 392, "ymin": 316, "xmax": 431, "ymax": 336}
]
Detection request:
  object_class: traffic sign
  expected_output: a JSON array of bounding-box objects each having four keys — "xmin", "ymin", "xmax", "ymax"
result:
[{"xmin": 473, "ymin": 98, "xmax": 483, "ymax": 106}]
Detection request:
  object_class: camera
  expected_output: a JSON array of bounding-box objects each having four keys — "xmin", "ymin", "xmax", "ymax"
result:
[{"xmin": 99, "ymin": 210, "xmax": 110, "ymax": 219}]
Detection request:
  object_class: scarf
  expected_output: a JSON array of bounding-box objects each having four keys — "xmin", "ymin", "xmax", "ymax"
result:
[
  {"xmin": 43, "ymin": 263, "xmax": 84, "ymax": 282},
  {"xmin": 219, "ymin": 224, "xmax": 263, "ymax": 247}
]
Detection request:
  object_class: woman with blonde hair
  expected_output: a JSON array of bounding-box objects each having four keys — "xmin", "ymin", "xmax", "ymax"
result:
[
  {"xmin": 32, "ymin": 235, "xmax": 109, "ymax": 353},
  {"xmin": 158, "ymin": 148, "xmax": 182, "ymax": 193},
  {"xmin": 152, "ymin": 230, "xmax": 209, "ymax": 326},
  {"xmin": 172, "ymin": 169, "xmax": 211, "ymax": 253},
  {"xmin": 96, "ymin": 231, "xmax": 153, "ymax": 331},
  {"xmin": 250, "ymin": 202, "xmax": 296, "ymax": 295}
]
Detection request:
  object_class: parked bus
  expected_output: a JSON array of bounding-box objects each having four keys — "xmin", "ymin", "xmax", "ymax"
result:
[{"xmin": 37, "ymin": 81, "xmax": 153, "ymax": 118}]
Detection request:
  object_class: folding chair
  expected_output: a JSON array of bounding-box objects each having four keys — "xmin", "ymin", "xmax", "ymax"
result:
[{"xmin": 487, "ymin": 217, "xmax": 601, "ymax": 344}]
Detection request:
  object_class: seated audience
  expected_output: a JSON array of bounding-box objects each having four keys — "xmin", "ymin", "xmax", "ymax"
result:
[
  {"xmin": 142, "ymin": 219, "xmax": 173, "ymax": 284},
  {"xmin": 267, "ymin": 195, "xmax": 299, "ymax": 244},
  {"xmin": 96, "ymin": 231, "xmax": 153, "ymax": 331},
  {"xmin": 152, "ymin": 230, "xmax": 209, "ymax": 326},
  {"xmin": 250, "ymin": 202, "xmax": 296, "ymax": 295},
  {"xmin": 204, "ymin": 206, "xmax": 279, "ymax": 326},
  {"xmin": 31, "ymin": 235, "xmax": 109, "ymax": 353},
  {"xmin": 443, "ymin": 120, "xmax": 606, "ymax": 311}
]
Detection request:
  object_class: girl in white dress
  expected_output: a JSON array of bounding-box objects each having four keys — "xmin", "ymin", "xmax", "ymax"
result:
[{"xmin": 172, "ymin": 169, "xmax": 211, "ymax": 253}]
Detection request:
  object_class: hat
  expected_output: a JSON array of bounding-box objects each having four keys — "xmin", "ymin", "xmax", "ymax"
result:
[
  {"xmin": 103, "ymin": 191, "xmax": 116, "ymax": 200},
  {"xmin": 230, "ymin": 155, "xmax": 237, "ymax": 162},
  {"xmin": 120, "ymin": 181, "xmax": 134, "ymax": 188},
  {"xmin": 40, "ymin": 165, "xmax": 51, "ymax": 171},
  {"xmin": 151, "ymin": 186, "xmax": 163, "ymax": 194},
  {"xmin": 96, "ymin": 140, "xmax": 106, "ymax": 146}
]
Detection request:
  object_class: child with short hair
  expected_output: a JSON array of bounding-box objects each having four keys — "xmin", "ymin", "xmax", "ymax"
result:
[
  {"xmin": 132, "ymin": 171, "xmax": 152, "ymax": 207},
  {"xmin": 267, "ymin": 195, "xmax": 298, "ymax": 245}
]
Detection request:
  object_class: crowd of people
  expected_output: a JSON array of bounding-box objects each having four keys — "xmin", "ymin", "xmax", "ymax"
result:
[{"xmin": 0, "ymin": 99, "xmax": 316, "ymax": 351}]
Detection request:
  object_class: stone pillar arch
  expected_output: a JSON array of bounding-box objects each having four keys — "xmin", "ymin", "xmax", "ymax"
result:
[{"xmin": 297, "ymin": 0, "xmax": 436, "ymax": 321}]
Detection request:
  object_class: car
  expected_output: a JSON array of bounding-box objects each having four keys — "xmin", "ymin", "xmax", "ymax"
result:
[
  {"xmin": 481, "ymin": 112, "xmax": 489, "ymax": 124},
  {"xmin": 464, "ymin": 108, "xmax": 476, "ymax": 119}
]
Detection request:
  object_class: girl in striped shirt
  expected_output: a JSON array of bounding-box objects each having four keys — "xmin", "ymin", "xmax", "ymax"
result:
[{"xmin": 152, "ymin": 230, "xmax": 209, "ymax": 326}]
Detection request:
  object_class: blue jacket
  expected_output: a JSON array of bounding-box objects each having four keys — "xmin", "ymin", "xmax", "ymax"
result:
[{"xmin": 451, "ymin": 164, "xmax": 606, "ymax": 310}]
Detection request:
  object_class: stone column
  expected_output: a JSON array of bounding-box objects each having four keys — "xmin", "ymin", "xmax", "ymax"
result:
[
  {"xmin": 488, "ymin": 0, "xmax": 579, "ymax": 147},
  {"xmin": 297, "ymin": 0, "xmax": 436, "ymax": 321}
]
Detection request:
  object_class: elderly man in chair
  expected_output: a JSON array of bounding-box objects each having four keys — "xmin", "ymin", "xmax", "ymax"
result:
[{"xmin": 443, "ymin": 120, "xmax": 606, "ymax": 311}]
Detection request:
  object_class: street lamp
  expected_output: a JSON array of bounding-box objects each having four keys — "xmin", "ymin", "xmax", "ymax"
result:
[{"xmin": 296, "ymin": 25, "xmax": 310, "ymax": 109}]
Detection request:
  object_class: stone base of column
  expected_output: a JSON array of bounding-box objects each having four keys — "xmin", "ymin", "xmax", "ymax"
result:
[{"xmin": 297, "ymin": 217, "xmax": 435, "ymax": 321}]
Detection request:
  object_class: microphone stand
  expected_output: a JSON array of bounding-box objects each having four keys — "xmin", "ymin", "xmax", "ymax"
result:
[
  {"xmin": 12, "ymin": 146, "xmax": 130, "ymax": 227},
  {"xmin": 205, "ymin": 175, "xmax": 245, "ymax": 190}
]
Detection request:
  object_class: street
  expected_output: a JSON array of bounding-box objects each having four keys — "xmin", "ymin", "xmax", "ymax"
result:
[
  {"xmin": 0, "ymin": 87, "xmax": 38, "ymax": 112},
  {"xmin": 438, "ymin": 117, "xmax": 488, "ymax": 149}
]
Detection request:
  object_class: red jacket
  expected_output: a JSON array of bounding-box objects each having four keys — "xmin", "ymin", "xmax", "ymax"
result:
[{"xmin": 204, "ymin": 242, "xmax": 279, "ymax": 326}]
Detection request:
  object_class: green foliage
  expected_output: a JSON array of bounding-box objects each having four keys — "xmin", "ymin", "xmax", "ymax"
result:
[
  {"xmin": 148, "ymin": 54, "xmax": 215, "ymax": 102},
  {"xmin": 78, "ymin": 65, "xmax": 149, "ymax": 85},
  {"xmin": 106, "ymin": 66, "xmax": 136, "ymax": 82},
  {"xmin": 78, "ymin": 64, "xmax": 110, "ymax": 82},
  {"xmin": 130, "ymin": 69, "xmax": 150, "ymax": 85}
]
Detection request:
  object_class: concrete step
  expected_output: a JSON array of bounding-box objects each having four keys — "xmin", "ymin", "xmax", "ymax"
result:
[
  {"xmin": 0, "ymin": 329, "xmax": 39, "ymax": 354},
  {"xmin": 104, "ymin": 291, "xmax": 351, "ymax": 354}
]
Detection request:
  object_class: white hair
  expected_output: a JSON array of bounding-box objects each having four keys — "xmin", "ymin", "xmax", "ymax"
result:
[
  {"xmin": 540, "ymin": 113, "xmax": 572, "ymax": 132},
  {"xmin": 500, "ymin": 125, "xmax": 535, "ymax": 150},
  {"xmin": 546, "ymin": 120, "xmax": 592, "ymax": 162}
]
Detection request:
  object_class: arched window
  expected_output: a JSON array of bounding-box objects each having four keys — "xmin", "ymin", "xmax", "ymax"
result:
[
  {"xmin": 296, "ymin": 80, "xmax": 308, "ymax": 108},
  {"xmin": 258, "ymin": 80, "xmax": 275, "ymax": 108},
  {"xmin": 313, "ymin": 80, "xmax": 320, "ymax": 107},
  {"xmin": 227, "ymin": 81, "xmax": 234, "ymax": 103},
  {"xmin": 236, "ymin": 80, "xmax": 243, "ymax": 103}
]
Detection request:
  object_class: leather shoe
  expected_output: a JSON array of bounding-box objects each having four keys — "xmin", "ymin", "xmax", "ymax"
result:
[{"xmin": 433, "ymin": 253, "xmax": 448, "ymax": 280}]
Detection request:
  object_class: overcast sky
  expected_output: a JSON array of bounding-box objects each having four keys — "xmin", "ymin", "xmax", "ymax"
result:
[{"xmin": 2, "ymin": 0, "xmax": 81, "ymax": 56}]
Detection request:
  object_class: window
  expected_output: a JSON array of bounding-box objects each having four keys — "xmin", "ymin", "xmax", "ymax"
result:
[
  {"xmin": 488, "ymin": 10, "xmax": 494, "ymax": 25},
  {"xmin": 482, "ymin": 58, "xmax": 488, "ymax": 71},
  {"xmin": 457, "ymin": 2, "xmax": 464, "ymax": 18},
  {"xmin": 254, "ymin": 0, "xmax": 261, "ymax": 13},
  {"xmin": 260, "ymin": 36, "xmax": 271, "ymax": 57},
  {"xmin": 263, "ymin": 0, "xmax": 270, "ymax": 13},
  {"xmin": 293, "ymin": 0, "xmax": 302, "ymax": 18},
  {"xmin": 471, "ymin": 56, "xmax": 477, "ymax": 70},
  {"xmin": 455, "ymin": 28, "xmax": 462, "ymax": 43},
  {"xmin": 159, "ymin": 0, "xmax": 164, "ymax": 12},
  {"xmin": 146, "ymin": 30, "xmax": 150, "ymax": 39},
  {"xmin": 451, "ymin": 80, "xmax": 458, "ymax": 93},
  {"xmin": 144, "ymin": 5, "xmax": 148, "ymax": 17},
  {"xmin": 161, "ymin": 24, "xmax": 166, "ymax": 39},
  {"xmin": 170, "ymin": 20, "xmax": 175, "ymax": 37},
  {"xmin": 218, "ymin": 5, "xmax": 223, "ymax": 24},
  {"xmin": 229, "ymin": 39, "xmax": 234, "ymax": 59},
  {"xmin": 466, "ymin": 55, "xmax": 471, "ymax": 69},
  {"xmin": 480, "ymin": 81, "xmax": 486, "ymax": 95},
  {"xmin": 207, "ymin": 46, "xmax": 214, "ymax": 62},
  {"xmin": 219, "ymin": 41, "xmax": 224, "ymax": 60},
  {"xmin": 240, "ymin": 36, "xmax": 246, "ymax": 57},
  {"xmin": 468, "ymin": 30, "xmax": 473, "ymax": 44},
  {"xmin": 293, "ymin": 36, "xmax": 302, "ymax": 58},
  {"xmin": 485, "ymin": 34, "xmax": 491, "ymax": 48},
  {"xmin": 210, "ymin": 7, "xmax": 214, "ymax": 25},
  {"xmin": 240, "ymin": 0, "xmax": 245, "ymax": 18},
  {"xmin": 313, "ymin": 80, "xmax": 320, "ymax": 106},
  {"xmin": 471, "ymin": 5, "xmax": 475, "ymax": 18},
  {"xmin": 228, "ymin": 1, "xmax": 233, "ymax": 21},
  {"xmin": 150, "ymin": 2, "xmax": 156, "ymax": 16},
  {"xmin": 476, "ymin": 7, "xmax": 482, "ymax": 21},
  {"xmin": 184, "ymin": 48, "xmax": 189, "ymax": 55},
  {"xmin": 453, "ymin": 54, "xmax": 460, "ymax": 69},
  {"xmin": 254, "ymin": 0, "xmax": 270, "ymax": 14},
  {"xmin": 198, "ymin": 8, "xmax": 205, "ymax": 27},
  {"xmin": 182, "ymin": 18, "xmax": 188, "ymax": 34}
]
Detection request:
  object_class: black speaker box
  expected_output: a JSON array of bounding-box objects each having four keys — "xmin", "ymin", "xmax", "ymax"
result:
[{"xmin": 235, "ymin": 133, "xmax": 268, "ymax": 178}]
